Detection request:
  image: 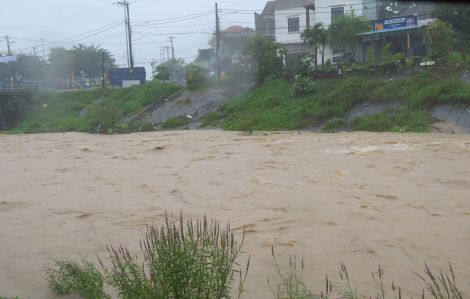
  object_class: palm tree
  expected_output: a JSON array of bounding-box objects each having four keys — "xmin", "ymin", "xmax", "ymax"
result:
[{"xmin": 300, "ymin": 22, "xmax": 328, "ymax": 67}]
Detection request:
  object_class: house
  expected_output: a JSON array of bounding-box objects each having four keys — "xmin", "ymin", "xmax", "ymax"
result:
[
  {"xmin": 255, "ymin": 0, "xmax": 379, "ymax": 66},
  {"xmin": 357, "ymin": 4, "xmax": 437, "ymax": 63},
  {"xmin": 255, "ymin": 1, "xmax": 276, "ymax": 40},
  {"xmin": 208, "ymin": 25, "xmax": 255, "ymax": 73}
]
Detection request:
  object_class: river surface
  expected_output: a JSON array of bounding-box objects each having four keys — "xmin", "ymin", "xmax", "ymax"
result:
[{"xmin": 1, "ymin": 131, "xmax": 469, "ymax": 298}]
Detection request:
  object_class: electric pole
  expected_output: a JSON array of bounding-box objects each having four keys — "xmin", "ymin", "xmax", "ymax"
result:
[
  {"xmin": 168, "ymin": 36, "xmax": 176, "ymax": 83},
  {"xmin": 116, "ymin": 1, "xmax": 134, "ymax": 79},
  {"xmin": 123, "ymin": 2, "xmax": 130, "ymax": 68},
  {"xmin": 215, "ymin": 3, "xmax": 221, "ymax": 80},
  {"xmin": 33, "ymin": 47, "xmax": 36, "ymax": 56},
  {"xmin": 41, "ymin": 39, "xmax": 45, "ymax": 60},
  {"xmin": 165, "ymin": 46, "xmax": 170, "ymax": 62},
  {"xmin": 5, "ymin": 36, "xmax": 11, "ymax": 55}
]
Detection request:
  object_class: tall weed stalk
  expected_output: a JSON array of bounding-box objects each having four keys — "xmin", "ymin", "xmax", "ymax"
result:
[{"xmin": 98, "ymin": 211, "xmax": 248, "ymax": 299}]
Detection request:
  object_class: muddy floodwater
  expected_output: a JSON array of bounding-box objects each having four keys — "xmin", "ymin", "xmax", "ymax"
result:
[{"xmin": 1, "ymin": 131, "xmax": 470, "ymax": 298}]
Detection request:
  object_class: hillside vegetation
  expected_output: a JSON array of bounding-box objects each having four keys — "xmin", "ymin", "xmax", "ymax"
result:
[
  {"xmin": 11, "ymin": 82, "xmax": 183, "ymax": 133},
  {"xmin": 202, "ymin": 70, "xmax": 470, "ymax": 132}
]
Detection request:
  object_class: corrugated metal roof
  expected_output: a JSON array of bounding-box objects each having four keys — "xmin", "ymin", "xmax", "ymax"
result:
[
  {"xmin": 396, "ymin": 4, "xmax": 436, "ymax": 20},
  {"xmin": 262, "ymin": 1, "xmax": 276, "ymax": 16},
  {"xmin": 273, "ymin": 0, "xmax": 315, "ymax": 11}
]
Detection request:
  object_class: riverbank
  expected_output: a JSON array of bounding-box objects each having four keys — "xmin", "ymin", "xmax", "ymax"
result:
[{"xmin": 1, "ymin": 131, "xmax": 469, "ymax": 298}]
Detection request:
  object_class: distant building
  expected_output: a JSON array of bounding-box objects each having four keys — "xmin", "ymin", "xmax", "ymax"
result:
[
  {"xmin": 195, "ymin": 25, "xmax": 255, "ymax": 75},
  {"xmin": 357, "ymin": 4, "xmax": 437, "ymax": 62},
  {"xmin": 255, "ymin": 0, "xmax": 379, "ymax": 66},
  {"xmin": 255, "ymin": 1, "xmax": 276, "ymax": 40}
]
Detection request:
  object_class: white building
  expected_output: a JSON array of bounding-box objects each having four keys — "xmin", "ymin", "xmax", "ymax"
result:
[{"xmin": 257, "ymin": 0, "xmax": 379, "ymax": 65}]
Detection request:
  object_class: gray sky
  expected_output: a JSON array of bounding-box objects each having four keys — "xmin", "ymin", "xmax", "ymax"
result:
[{"xmin": 1, "ymin": 0, "xmax": 267, "ymax": 77}]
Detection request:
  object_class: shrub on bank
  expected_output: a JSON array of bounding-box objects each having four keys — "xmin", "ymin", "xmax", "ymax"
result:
[
  {"xmin": 211, "ymin": 70, "xmax": 469, "ymax": 133},
  {"xmin": 161, "ymin": 115, "xmax": 191, "ymax": 129},
  {"xmin": 10, "ymin": 81, "xmax": 184, "ymax": 134}
]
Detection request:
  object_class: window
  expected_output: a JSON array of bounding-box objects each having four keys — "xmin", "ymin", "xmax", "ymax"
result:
[
  {"xmin": 288, "ymin": 17, "xmax": 299, "ymax": 32},
  {"xmin": 331, "ymin": 7, "xmax": 344, "ymax": 22}
]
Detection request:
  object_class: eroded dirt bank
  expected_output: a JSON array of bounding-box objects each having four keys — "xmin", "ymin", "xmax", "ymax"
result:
[{"xmin": 1, "ymin": 131, "xmax": 469, "ymax": 298}]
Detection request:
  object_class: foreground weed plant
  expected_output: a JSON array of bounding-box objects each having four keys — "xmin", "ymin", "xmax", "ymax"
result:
[
  {"xmin": 46, "ymin": 258, "xmax": 110, "ymax": 299},
  {"xmin": 46, "ymin": 211, "xmax": 249, "ymax": 299}
]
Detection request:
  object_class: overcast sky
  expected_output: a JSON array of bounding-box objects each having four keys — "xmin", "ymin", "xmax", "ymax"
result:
[{"xmin": 1, "ymin": 0, "xmax": 268, "ymax": 77}]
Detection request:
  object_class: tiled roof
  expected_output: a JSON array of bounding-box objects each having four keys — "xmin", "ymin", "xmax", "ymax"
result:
[
  {"xmin": 212, "ymin": 25, "xmax": 255, "ymax": 34},
  {"xmin": 262, "ymin": 1, "xmax": 276, "ymax": 16},
  {"xmin": 273, "ymin": 0, "xmax": 315, "ymax": 11},
  {"xmin": 396, "ymin": 4, "xmax": 437, "ymax": 20}
]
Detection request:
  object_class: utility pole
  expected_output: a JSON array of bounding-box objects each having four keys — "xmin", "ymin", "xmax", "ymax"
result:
[
  {"xmin": 168, "ymin": 36, "xmax": 176, "ymax": 83},
  {"xmin": 160, "ymin": 46, "xmax": 165, "ymax": 63},
  {"xmin": 116, "ymin": 1, "xmax": 134, "ymax": 79},
  {"xmin": 165, "ymin": 46, "xmax": 170, "ymax": 62},
  {"xmin": 123, "ymin": 2, "xmax": 130, "ymax": 68},
  {"xmin": 41, "ymin": 39, "xmax": 45, "ymax": 60},
  {"xmin": 215, "ymin": 3, "xmax": 221, "ymax": 80},
  {"xmin": 102, "ymin": 52, "xmax": 105, "ymax": 88},
  {"xmin": 5, "ymin": 36, "xmax": 11, "ymax": 55},
  {"xmin": 33, "ymin": 47, "xmax": 36, "ymax": 56}
]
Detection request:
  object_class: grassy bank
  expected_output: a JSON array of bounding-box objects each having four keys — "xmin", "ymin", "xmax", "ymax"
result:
[
  {"xmin": 202, "ymin": 70, "xmax": 470, "ymax": 132},
  {"xmin": 10, "ymin": 81, "xmax": 184, "ymax": 134}
]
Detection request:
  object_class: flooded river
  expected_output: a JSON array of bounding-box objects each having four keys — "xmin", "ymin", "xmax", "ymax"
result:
[{"xmin": 1, "ymin": 131, "xmax": 469, "ymax": 298}]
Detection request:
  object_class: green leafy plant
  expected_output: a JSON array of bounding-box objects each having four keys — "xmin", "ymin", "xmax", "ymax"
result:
[
  {"xmin": 300, "ymin": 22, "xmax": 328, "ymax": 66},
  {"xmin": 294, "ymin": 74, "xmax": 315, "ymax": 95},
  {"xmin": 427, "ymin": 20, "xmax": 459, "ymax": 60},
  {"xmin": 99, "ymin": 211, "xmax": 249, "ymax": 299},
  {"xmin": 161, "ymin": 115, "xmax": 191, "ymax": 128},
  {"xmin": 381, "ymin": 43, "xmax": 394, "ymax": 64},
  {"xmin": 243, "ymin": 35, "xmax": 287, "ymax": 84},
  {"xmin": 350, "ymin": 63, "xmax": 358, "ymax": 69},
  {"xmin": 394, "ymin": 52, "xmax": 406, "ymax": 62},
  {"xmin": 46, "ymin": 257, "xmax": 111, "ymax": 299},
  {"xmin": 186, "ymin": 64, "xmax": 206, "ymax": 90},
  {"xmin": 322, "ymin": 117, "xmax": 346, "ymax": 131},
  {"xmin": 406, "ymin": 58, "xmax": 415, "ymax": 67},
  {"xmin": 446, "ymin": 51, "xmax": 464, "ymax": 66},
  {"xmin": 291, "ymin": 52, "xmax": 313, "ymax": 76},
  {"xmin": 325, "ymin": 59, "xmax": 332, "ymax": 68},
  {"xmin": 328, "ymin": 7, "xmax": 369, "ymax": 59},
  {"xmin": 153, "ymin": 65, "xmax": 172, "ymax": 84},
  {"xmin": 367, "ymin": 47, "xmax": 377, "ymax": 66}
]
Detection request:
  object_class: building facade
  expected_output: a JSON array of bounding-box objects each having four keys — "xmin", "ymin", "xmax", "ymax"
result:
[{"xmin": 256, "ymin": 0, "xmax": 379, "ymax": 65}]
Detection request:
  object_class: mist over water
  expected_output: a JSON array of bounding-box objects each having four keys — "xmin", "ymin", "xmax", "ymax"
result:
[{"xmin": 1, "ymin": 131, "xmax": 469, "ymax": 298}]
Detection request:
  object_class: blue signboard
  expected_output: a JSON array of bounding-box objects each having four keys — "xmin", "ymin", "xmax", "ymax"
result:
[{"xmin": 372, "ymin": 14, "xmax": 418, "ymax": 32}]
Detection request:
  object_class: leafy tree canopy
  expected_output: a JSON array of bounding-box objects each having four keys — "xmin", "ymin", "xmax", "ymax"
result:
[
  {"xmin": 328, "ymin": 7, "xmax": 370, "ymax": 60},
  {"xmin": 243, "ymin": 35, "xmax": 287, "ymax": 84}
]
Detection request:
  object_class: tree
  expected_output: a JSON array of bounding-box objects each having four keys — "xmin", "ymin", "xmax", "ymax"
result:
[
  {"xmin": 185, "ymin": 64, "xmax": 205, "ymax": 90},
  {"xmin": 431, "ymin": 4, "xmax": 470, "ymax": 52},
  {"xmin": 48, "ymin": 44, "xmax": 116, "ymax": 82},
  {"xmin": 16, "ymin": 54, "xmax": 47, "ymax": 83},
  {"xmin": 155, "ymin": 58, "xmax": 186, "ymax": 83},
  {"xmin": 427, "ymin": 20, "xmax": 459, "ymax": 60},
  {"xmin": 300, "ymin": 22, "xmax": 328, "ymax": 66},
  {"xmin": 243, "ymin": 35, "xmax": 287, "ymax": 84},
  {"xmin": 153, "ymin": 65, "xmax": 171, "ymax": 84},
  {"xmin": 328, "ymin": 7, "xmax": 370, "ymax": 61}
]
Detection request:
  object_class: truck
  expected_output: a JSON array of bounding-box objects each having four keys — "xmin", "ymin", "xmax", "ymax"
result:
[{"xmin": 108, "ymin": 67, "xmax": 146, "ymax": 86}]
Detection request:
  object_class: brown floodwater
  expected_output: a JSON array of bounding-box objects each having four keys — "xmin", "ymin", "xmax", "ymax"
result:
[{"xmin": 1, "ymin": 131, "xmax": 469, "ymax": 299}]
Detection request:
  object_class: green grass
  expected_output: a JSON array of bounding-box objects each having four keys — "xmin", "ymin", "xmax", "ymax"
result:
[
  {"xmin": 208, "ymin": 70, "xmax": 469, "ymax": 133},
  {"xmin": 10, "ymin": 81, "xmax": 184, "ymax": 134},
  {"xmin": 200, "ymin": 111, "xmax": 222, "ymax": 127},
  {"xmin": 161, "ymin": 115, "xmax": 191, "ymax": 129},
  {"xmin": 352, "ymin": 110, "xmax": 432, "ymax": 133},
  {"xmin": 175, "ymin": 97, "xmax": 192, "ymax": 107},
  {"xmin": 323, "ymin": 117, "xmax": 347, "ymax": 131}
]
